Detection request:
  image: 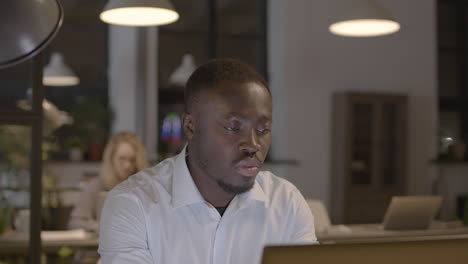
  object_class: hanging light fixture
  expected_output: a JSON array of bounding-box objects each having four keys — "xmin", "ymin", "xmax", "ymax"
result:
[
  {"xmin": 100, "ymin": 0, "xmax": 179, "ymax": 26},
  {"xmin": 329, "ymin": 0, "xmax": 400, "ymax": 37},
  {"xmin": 43, "ymin": 53, "xmax": 80, "ymax": 86},
  {"xmin": 0, "ymin": 0, "xmax": 63, "ymax": 68}
]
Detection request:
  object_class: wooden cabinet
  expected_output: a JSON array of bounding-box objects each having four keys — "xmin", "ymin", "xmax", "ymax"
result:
[
  {"xmin": 330, "ymin": 92, "xmax": 407, "ymax": 224},
  {"xmin": 437, "ymin": 0, "xmax": 468, "ymax": 143}
]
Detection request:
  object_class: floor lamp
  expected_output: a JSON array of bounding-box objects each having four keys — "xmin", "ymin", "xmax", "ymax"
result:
[{"xmin": 0, "ymin": 1, "xmax": 63, "ymax": 263}]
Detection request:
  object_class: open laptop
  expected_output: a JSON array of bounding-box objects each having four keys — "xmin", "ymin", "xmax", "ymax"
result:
[
  {"xmin": 382, "ymin": 195, "xmax": 443, "ymax": 230},
  {"xmin": 262, "ymin": 238, "xmax": 468, "ymax": 264}
]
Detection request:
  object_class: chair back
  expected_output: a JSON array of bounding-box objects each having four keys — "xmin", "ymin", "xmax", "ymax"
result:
[{"xmin": 306, "ymin": 199, "xmax": 331, "ymax": 233}]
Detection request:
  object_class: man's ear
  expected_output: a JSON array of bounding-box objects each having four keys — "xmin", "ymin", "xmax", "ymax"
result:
[{"xmin": 182, "ymin": 113, "xmax": 195, "ymax": 140}]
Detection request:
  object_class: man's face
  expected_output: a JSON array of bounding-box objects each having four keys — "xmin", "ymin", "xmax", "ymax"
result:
[{"xmin": 186, "ymin": 81, "xmax": 272, "ymax": 194}]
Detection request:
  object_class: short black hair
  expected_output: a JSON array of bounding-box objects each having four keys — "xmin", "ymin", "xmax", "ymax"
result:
[{"xmin": 184, "ymin": 58, "xmax": 269, "ymax": 113}]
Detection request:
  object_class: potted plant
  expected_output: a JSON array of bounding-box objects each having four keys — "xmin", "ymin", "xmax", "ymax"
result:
[
  {"xmin": 64, "ymin": 136, "xmax": 86, "ymax": 161},
  {"xmin": 0, "ymin": 192, "xmax": 14, "ymax": 235},
  {"xmin": 69, "ymin": 96, "xmax": 113, "ymax": 161}
]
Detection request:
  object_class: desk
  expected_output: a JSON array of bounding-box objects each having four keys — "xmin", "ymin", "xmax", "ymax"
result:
[
  {"xmin": 317, "ymin": 224, "xmax": 468, "ymax": 244},
  {"xmin": 0, "ymin": 230, "xmax": 98, "ymax": 254}
]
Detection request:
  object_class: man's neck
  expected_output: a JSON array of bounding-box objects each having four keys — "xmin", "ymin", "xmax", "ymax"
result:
[
  {"xmin": 201, "ymin": 186, "xmax": 234, "ymax": 208},
  {"xmin": 186, "ymin": 154, "xmax": 235, "ymax": 207}
]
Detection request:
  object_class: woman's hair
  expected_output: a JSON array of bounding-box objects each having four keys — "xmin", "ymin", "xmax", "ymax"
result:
[{"xmin": 100, "ymin": 131, "xmax": 149, "ymax": 190}]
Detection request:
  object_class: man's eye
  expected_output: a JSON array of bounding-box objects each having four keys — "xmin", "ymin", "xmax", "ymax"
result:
[
  {"xmin": 257, "ymin": 127, "xmax": 271, "ymax": 135},
  {"xmin": 225, "ymin": 126, "xmax": 240, "ymax": 132}
]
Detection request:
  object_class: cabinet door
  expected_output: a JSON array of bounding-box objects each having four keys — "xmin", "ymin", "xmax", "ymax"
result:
[{"xmin": 331, "ymin": 92, "xmax": 407, "ymax": 224}]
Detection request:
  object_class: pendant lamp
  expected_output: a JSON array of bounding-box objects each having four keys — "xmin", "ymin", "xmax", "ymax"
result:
[
  {"xmin": 100, "ymin": 0, "xmax": 179, "ymax": 26},
  {"xmin": 329, "ymin": 0, "xmax": 400, "ymax": 37},
  {"xmin": 43, "ymin": 53, "xmax": 80, "ymax": 86},
  {"xmin": 0, "ymin": 0, "xmax": 63, "ymax": 68}
]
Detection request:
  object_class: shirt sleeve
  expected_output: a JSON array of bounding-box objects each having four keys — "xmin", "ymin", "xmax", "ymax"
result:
[
  {"xmin": 98, "ymin": 189, "xmax": 153, "ymax": 264},
  {"xmin": 287, "ymin": 189, "xmax": 318, "ymax": 244}
]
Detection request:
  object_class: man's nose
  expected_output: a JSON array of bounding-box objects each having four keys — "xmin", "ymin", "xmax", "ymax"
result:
[{"xmin": 240, "ymin": 129, "xmax": 261, "ymax": 154}]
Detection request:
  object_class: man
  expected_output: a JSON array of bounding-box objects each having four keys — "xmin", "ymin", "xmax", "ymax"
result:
[{"xmin": 98, "ymin": 58, "xmax": 317, "ymax": 264}]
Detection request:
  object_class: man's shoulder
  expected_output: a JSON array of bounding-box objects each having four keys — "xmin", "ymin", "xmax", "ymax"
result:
[{"xmin": 110, "ymin": 156, "xmax": 177, "ymax": 201}]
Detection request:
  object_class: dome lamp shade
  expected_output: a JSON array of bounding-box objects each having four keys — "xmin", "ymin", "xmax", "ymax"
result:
[
  {"xmin": 43, "ymin": 53, "xmax": 80, "ymax": 86},
  {"xmin": 329, "ymin": 0, "xmax": 400, "ymax": 37},
  {"xmin": 0, "ymin": 0, "xmax": 63, "ymax": 69},
  {"xmin": 100, "ymin": 0, "xmax": 179, "ymax": 26}
]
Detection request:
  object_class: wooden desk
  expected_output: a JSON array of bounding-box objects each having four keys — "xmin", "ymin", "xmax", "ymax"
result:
[
  {"xmin": 263, "ymin": 237, "xmax": 468, "ymax": 264},
  {"xmin": 317, "ymin": 224, "xmax": 468, "ymax": 244}
]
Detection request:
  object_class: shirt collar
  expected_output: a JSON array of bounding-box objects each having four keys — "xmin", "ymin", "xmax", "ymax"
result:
[
  {"xmin": 171, "ymin": 146, "xmax": 269, "ymax": 209},
  {"xmin": 171, "ymin": 146, "xmax": 206, "ymax": 208},
  {"xmin": 234, "ymin": 178, "xmax": 268, "ymax": 209}
]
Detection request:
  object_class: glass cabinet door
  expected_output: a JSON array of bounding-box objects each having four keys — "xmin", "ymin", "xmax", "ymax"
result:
[
  {"xmin": 0, "ymin": 125, "xmax": 32, "ymax": 262},
  {"xmin": 332, "ymin": 92, "xmax": 407, "ymax": 224},
  {"xmin": 350, "ymin": 102, "xmax": 374, "ymax": 185},
  {"xmin": 1, "ymin": 56, "xmax": 42, "ymax": 264}
]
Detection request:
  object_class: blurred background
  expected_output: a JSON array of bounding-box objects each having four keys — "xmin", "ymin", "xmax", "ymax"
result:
[{"xmin": 1, "ymin": 0, "xmax": 468, "ymax": 262}]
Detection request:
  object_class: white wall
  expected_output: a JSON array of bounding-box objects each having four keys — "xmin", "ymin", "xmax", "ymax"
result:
[
  {"xmin": 268, "ymin": 0, "xmax": 438, "ymax": 208},
  {"xmin": 108, "ymin": 26, "xmax": 139, "ymax": 134},
  {"xmin": 108, "ymin": 26, "xmax": 159, "ymax": 161}
]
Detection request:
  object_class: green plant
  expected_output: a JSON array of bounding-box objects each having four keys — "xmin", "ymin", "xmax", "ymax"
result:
[
  {"xmin": 64, "ymin": 136, "xmax": 86, "ymax": 150},
  {"xmin": 0, "ymin": 125, "xmax": 60, "ymax": 169},
  {"xmin": 0, "ymin": 126, "xmax": 31, "ymax": 170},
  {"xmin": 0, "ymin": 193, "xmax": 14, "ymax": 235},
  {"xmin": 69, "ymin": 96, "xmax": 113, "ymax": 147}
]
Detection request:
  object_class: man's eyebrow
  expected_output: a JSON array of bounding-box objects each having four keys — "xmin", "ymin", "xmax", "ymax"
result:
[{"xmin": 223, "ymin": 113, "xmax": 272, "ymax": 124}]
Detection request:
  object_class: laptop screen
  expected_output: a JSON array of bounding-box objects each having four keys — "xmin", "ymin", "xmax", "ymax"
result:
[{"xmin": 382, "ymin": 196, "xmax": 442, "ymax": 230}]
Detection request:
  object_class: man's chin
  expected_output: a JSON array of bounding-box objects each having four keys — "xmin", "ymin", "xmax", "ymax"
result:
[{"xmin": 217, "ymin": 178, "xmax": 255, "ymax": 195}]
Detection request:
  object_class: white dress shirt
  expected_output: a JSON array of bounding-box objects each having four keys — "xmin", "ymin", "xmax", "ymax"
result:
[{"xmin": 98, "ymin": 148, "xmax": 317, "ymax": 264}]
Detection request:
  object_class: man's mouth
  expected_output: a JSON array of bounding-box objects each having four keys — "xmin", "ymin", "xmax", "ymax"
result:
[{"xmin": 234, "ymin": 160, "xmax": 262, "ymax": 177}]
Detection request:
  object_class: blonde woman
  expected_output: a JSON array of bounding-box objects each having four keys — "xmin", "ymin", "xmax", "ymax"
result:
[{"xmin": 69, "ymin": 131, "xmax": 149, "ymax": 232}]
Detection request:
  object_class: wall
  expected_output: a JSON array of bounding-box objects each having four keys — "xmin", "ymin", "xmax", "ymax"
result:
[
  {"xmin": 268, "ymin": 0, "xmax": 438, "ymax": 210},
  {"xmin": 108, "ymin": 26, "xmax": 159, "ymax": 161}
]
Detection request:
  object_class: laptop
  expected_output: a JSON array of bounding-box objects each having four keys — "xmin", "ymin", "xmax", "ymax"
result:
[
  {"xmin": 261, "ymin": 238, "xmax": 468, "ymax": 264},
  {"xmin": 382, "ymin": 195, "xmax": 443, "ymax": 230}
]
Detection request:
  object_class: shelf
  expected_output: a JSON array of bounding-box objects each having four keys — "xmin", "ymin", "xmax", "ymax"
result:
[{"xmin": 430, "ymin": 160, "xmax": 468, "ymax": 166}]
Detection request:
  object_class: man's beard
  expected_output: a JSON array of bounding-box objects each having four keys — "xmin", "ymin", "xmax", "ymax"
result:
[
  {"xmin": 191, "ymin": 145, "xmax": 261, "ymax": 195},
  {"xmin": 216, "ymin": 176, "xmax": 255, "ymax": 194}
]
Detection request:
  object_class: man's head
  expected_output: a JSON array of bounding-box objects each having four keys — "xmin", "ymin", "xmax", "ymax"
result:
[{"xmin": 183, "ymin": 58, "xmax": 272, "ymax": 196}]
